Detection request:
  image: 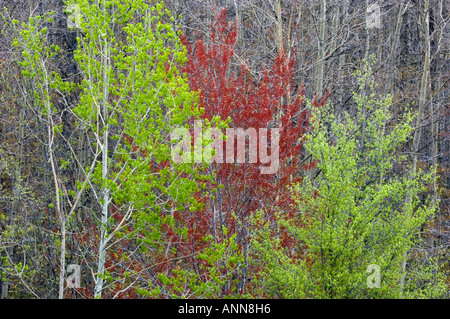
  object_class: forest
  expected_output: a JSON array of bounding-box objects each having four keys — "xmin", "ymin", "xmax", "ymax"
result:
[{"xmin": 0, "ymin": 0, "xmax": 448, "ymax": 299}]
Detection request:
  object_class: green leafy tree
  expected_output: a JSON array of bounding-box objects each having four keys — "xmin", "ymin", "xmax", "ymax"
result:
[
  {"xmin": 136, "ymin": 225, "xmax": 246, "ymax": 299},
  {"xmin": 12, "ymin": 12, "xmax": 81, "ymax": 299},
  {"xmin": 65, "ymin": 0, "xmax": 209, "ymax": 298},
  {"xmin": 249, "ymin": 58, "xmax": 446, "ymax": 299},
  {"xmin": 15, "ymin": 0, "xmax": 209, "ymax": 298}
]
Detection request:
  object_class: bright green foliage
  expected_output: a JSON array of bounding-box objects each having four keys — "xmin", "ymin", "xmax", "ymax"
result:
[
  {"xmin": 250, "ymin": 59, "xmax": 445, "ymax": 299},
  {"xmin": 13, "ymin": 13, "xmax": 74, "ymax": 115},
  {"xmin": 66, "ymin": 0, "xmax": 205, "ymax": 211},
  {"xmin": 14, "ymin": 0, "xmax": 216, "ymax": 297},
  {"xmin": 137, "ymin": 226, "xmax": 245, "ymax": 299},
  {"xmin": 64, "ymin": 0, "xmax": 215, "ymax": 296}
]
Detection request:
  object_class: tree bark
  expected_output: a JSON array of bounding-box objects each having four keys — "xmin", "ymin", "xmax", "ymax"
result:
[{"xmin": 94, "ymin": 11, "xmax": 111, "ymax": 298}]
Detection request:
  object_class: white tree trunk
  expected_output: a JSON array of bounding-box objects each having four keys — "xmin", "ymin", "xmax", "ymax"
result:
[
  {"xmin": 94, "ymin": 7, "xmax": 111, "ymax": 297},
  {"xmin": 402, "ymin": 0, "xmax": 430, "ymax": 298},
  {"xmin": 315, "ymin": 0, "xmax": 326, "ymax": 96}
]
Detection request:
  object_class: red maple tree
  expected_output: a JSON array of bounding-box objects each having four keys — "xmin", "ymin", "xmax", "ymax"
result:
[{"xmin": 159, "ymin": 9, "xmax": 329, "ymax": 297}]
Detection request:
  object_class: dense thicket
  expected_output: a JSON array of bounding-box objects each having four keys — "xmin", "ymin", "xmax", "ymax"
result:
[{"xmin": 0, "ymin": 0, "xmax": 448, "ymax": 299}]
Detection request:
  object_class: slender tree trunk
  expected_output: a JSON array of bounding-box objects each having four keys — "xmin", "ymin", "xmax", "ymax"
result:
[
  {"xmin": 40, "ymin": 61, "xmax": 66, "ymax": 299},
  {"xmin": 336, "ymin": 0, "xmax": 348, "ymax": 106},
  {"xmin": 386, "ymin": 3, "xmax": 407, "ymax": 95},
  {"xmin": 329, "ymin": 1, "xmax": 340, "ymax": 113},
  {"xmin": 379, "ymin": 2, "xmax": 407, "ymax": 185},
  {"xmin": 233, "ymin": 0, "xmax": 242, "ymax": 46},
  {"xmin": 305, "ymin": 0, "xmax": 327, "ymax": 180},
  {"xmin": 94, "ymin": 44, "xmax": 110, "ymax": 299},
  {"xmin": 297, "ymin": 5, "xmax": 304, "ymax": 86},
  {"xmin": 94, "ymin": 0, "xmax": 111, "ymax": 299},
  {"xmin": 411, "ymin": 0, "xmax": 430, "ymax": 176},
  {"xmin": 276, "ymin": 0, "xmax": 283, "ymax": 54},
  {"xmin": 402, "ymin": 0, "xmax": 430, "ymax": 298},
  {"xmin": 364, "ymin": 0, "xmax": 371, "ymax": 62},
  {"xmin": 315, "ymin": 0, "xmax": 326, "ymax": 96}
]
